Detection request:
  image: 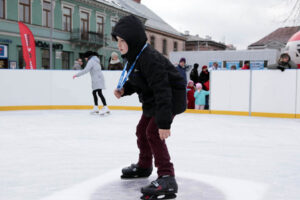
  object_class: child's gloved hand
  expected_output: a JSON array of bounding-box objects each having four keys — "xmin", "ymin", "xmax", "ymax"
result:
[{"xmin": 159, "ymin": 129, "xmax": 170, "ymax": 140}]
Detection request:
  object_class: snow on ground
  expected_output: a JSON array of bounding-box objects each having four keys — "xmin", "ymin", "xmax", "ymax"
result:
[{"xmin": 0, "ymin": 110, "xmax": 300, "ymax": 200}]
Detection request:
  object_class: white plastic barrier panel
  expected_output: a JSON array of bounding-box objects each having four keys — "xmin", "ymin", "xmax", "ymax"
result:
[
  {"xmin": 51, "ymin": 70, "xmax": 92, "ymax": 105},
  {"xmin": 210, "ymin": 70, "xmax": 250, "ymax": 112},
  {"xmin": 0, "ymin": 70, "xmax": 140, "ymax": 107},
  {"xmin": 0, "ymin": 70, "xmax": 52, "ymax": 106},
  {"xmin": 297, "ymin": 70, "xmax": 300, "ymax": 115},
  {"xmin": 251, "ymin": 70, "xmax": 297, "ymax": 114}
]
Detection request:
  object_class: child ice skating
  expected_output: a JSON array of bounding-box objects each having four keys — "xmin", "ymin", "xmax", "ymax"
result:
[
  {"xmin": 194, "ymin": 83, "xmax": 209, "ymax": 110},
  {"xmin": 112, "ymin": 15, "xmax": 186, "ymax": 199},
  {"xmin": 73, "ymin": 51, "xmax": 110, "ymax": 115}
]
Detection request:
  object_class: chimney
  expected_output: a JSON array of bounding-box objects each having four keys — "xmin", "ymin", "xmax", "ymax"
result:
[
  {"xmin": 184, "ymin": 30, "xmax": 190, "ymax": 36},
  {"xmin": 133, "ymin": 0, "xmax": 141, "ymax": 3}
]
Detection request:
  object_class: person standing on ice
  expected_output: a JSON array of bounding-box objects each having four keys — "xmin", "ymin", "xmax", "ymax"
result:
[
  {"xmin": 73, "ymin": 51, "xmax": 110, "ymax": 115},
  {"xmin": 194, "ymin": 83, "xmax": 209, "ymax": 110},
  {"xmin": 112, "ymin": 15, "xmax": 186, "ymax": 199}
]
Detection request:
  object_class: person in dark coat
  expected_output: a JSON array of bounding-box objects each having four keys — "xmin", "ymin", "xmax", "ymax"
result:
[
  {"xmin": 199, "ymin": 65, "xmax": 210, "ymax": 90},
  {"xmin": 268, "ymin": 53, "xmax": 298, "ymax": 71},
  {"xmin": 176, "ymin": 57, "xmax": 187, "ymax": 85},
  {"xmin": 190, "ymin": 63, "xmax": 199, "ymax": 84},
  {"xmin": 112, "ymin": 15, "xmax": 186, "ymax": 197},
  {"xmin": 108, "ymin": 51, "xmax": 123, "ymax": 70}
]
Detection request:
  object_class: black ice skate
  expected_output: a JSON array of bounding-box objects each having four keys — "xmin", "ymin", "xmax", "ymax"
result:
[
  {"xmin": 121, "ymin": 163, "xmax": 153, "ymax": 179},
  {"xmin": 140, "ymin": 175, "xmax": 178, "ymax": 200}
]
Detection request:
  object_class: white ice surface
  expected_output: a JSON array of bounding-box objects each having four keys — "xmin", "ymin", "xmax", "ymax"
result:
[{"xmin": 0, "ymin": 110, "xmax": 300, "ymax": 200}]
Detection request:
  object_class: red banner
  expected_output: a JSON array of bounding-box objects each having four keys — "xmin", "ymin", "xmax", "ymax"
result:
[{"xmin": 18, "ymin": 22, "xmax": 36, "ymax": 69}]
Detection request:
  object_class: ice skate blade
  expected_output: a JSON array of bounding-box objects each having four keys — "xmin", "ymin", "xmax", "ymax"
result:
[
  {"xmin": 90, "ymin": 112, "xmax": 99, "ymax": 115},
  {"xmin": 120, "ymin": 175, "xmax": 150, "ymax": 180},
  {"xmin": 141, "ymin": 194, "xmax": 176, "ymax": 200},
  {"xmin": 99, "ymin": 112, "xmax": 111, "ymax": 116}
]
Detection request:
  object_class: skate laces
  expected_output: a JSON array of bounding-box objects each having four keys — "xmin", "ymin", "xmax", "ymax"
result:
[
  {"xmin": 151, "ymin": 175, "xmax": 171, "ymax": 188},
  {"xmin": 151, "ymin": 180, "xmax": 160, "ymax": 187}
]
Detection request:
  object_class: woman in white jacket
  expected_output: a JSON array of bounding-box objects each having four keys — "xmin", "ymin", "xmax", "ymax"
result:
[{"xmin": 73, "ymin": 51, "xmax": 109, "ymax": 115}]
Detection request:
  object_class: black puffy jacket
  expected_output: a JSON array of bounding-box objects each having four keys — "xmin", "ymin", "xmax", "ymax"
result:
[{"xmin": 112, "ymin": 15, "xmax": 186, "ymax": 129}]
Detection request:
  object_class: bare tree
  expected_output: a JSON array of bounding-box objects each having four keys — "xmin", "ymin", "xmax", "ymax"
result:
[{"xmin": 284, "ymin": 0, "xmax": 300, "ymax": 24}]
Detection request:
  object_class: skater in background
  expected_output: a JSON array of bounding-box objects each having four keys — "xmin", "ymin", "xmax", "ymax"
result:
[
  {"xmin": 108, "ymin": 52, "xmax": 123, "ymax": 70},
  {"xmin": 112, "ymin": 15, "xmax": 186, "ymax": 199},
  {"xmin": 189, "ymin": 63, "xmax": 199, "ymax": 84},
  {"xmin": 187, "ymin": 80, "xmax": 195, "ymax": 109},
  {"xmin": 73, "ymin": 51, "xmax": 110, "ymax": 115},
  {"xmin": 194, "ymin": 83, "xmax": 209, "ymax": 110}
]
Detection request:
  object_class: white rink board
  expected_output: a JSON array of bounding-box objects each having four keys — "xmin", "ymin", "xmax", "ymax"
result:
[
  {"xmin": 251, "ymin": 70, "xmax": 297, "ymax": 114},
  {"xmin": 297, "ymin": 70, "xmax": 300, "ymax": 114},
  {"xmin": 0, "ymin": 70, "xmax": 52, "ymax": 106},
  {"xmin": 0, "ymin": 70, "xmax": 140, "ymax": 107},
  {"xmin": 210, "ymin": 70, "xmax": 250, "ymax": 112},
  {"xmin": 0, "ymin": 69, "xmax": 300, "ymax": 115}
]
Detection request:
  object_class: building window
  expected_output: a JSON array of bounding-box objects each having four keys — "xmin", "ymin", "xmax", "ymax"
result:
[
  {"xmin": 173, "ymin": 41, "xmax": 178, "ymax": 52},
  {"xmin": 111, "ymin": 19, "xmax": 117, "ymax": 32},
  {"xmin": 80, "ymin": 11, "xmax": 89, "ymax": 40},
  {"xmin": 96, "ymin": 16, "xmax": 104, "ymax": 37},
  {"xmin": 63, "ymin": 6, "xmax": 72, "ymax": 32},
  {"xmin": 19, "ymin": 0, "xmax": 31, "ymax": 23},
  {"xmin": 0, "ymin": 0, "xmax": 5, "ymax": 19},
  {"xmin": 18, "ymin": 46, "xmax": 25, "ymax": 69},
  {"xmin": 162, "ymin": 39, "xmax": 167, "ymax": 55},
  {"xmin": 42, "ymin": 0, "xmax": 51, "ymax": 27},
  {"xmin": 42, "ymin": 49, "xmax": 50, "ymax": 69},
  {"xmin": 62, "ymin": 51, "xmax": 70, "ymax": 70},
  {"xmin": 150, "ymin": 36, "xmax": 155, "ymax": 48}
]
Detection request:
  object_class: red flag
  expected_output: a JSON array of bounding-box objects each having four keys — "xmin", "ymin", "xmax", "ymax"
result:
[{"xmin": 18, "ymin": 22, "xmax": 36, "ymax": 69}]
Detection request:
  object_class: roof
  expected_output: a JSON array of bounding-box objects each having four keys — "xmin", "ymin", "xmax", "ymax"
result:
[
  {"xmin": 186, "ymin": 34, "xmax": 206, "ymax": 41},
  {"xmin": 115, "ymin": 0, "xmax": 182, "ymax": 37},
  {"xmin": 95, "ymin": 0, "xmax": 124, "ymax": 10},
  {"xmin": 185, "ymin": 34, "xmax": 226, "ymax": 48},
  {"xmin": 249, "ymin": 26, "xmax": 300, "ymax": 47}
]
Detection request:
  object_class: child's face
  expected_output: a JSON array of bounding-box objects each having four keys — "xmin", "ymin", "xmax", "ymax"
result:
[{"xmin": 116, "ymin": 36, "xmax": 128, "ymax": 55}]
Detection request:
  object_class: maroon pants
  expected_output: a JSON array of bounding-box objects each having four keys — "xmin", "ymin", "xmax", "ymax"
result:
[{"xmin": 136, "ymin": 114, "xmax": 175, "ymax": 177}]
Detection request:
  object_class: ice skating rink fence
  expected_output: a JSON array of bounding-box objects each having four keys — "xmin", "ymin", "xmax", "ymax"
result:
[
  {"xmin": 0, "ymin": 69, "xmax": 299, "ymax": 118},
  {"xmin": 210, "ymin": 70, "xmax": 300, "ymax": 118}
]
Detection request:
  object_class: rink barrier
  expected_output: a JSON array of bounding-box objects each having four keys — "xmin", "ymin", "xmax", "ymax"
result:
[
  {"xmin": 0, "ymin": 70, "xmax": 300, "ymax": 119},
  {"xmin": 251, "ymin": 112, "xmax": 296, "ymax": 118},
  {"xmin": 0, "ymin": 105, "xmax": 143, "ymax": 111},
  {"xmin": 1, "ymin": 105, "xmax": 299, "ymax": 119}
]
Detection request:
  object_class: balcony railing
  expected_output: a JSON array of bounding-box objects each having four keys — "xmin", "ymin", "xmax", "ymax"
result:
[{"xmin": 70, "ymin": 29, "xmax": 105, "ymax": 48}]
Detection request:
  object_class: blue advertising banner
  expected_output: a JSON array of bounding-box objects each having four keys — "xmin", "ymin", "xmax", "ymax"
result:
[
  {"xmin": 0, "ymin": 44, "xmax": 8, "ymax": 58},
  {"xmin": 250, "ymin": 61, "xmax": 264, "ymax": 70}
]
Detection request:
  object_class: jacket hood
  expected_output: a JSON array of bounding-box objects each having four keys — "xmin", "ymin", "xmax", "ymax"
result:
[
  {"xmin": 111, "ymin": 15, "xmax": 147, "ymax": 63},
  {"xmin": 89, "ymin": 56, "xmax": 100, "ymax": 64}
]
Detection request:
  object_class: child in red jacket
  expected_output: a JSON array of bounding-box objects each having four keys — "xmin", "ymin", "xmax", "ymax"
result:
[{"xmin": 187, "ymin": 80, "xmax": 195, "ymax": 109}]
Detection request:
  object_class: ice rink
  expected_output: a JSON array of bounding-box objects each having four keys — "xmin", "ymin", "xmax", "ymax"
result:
[{"xmin": 1, "ymin": 110, "xmax": 300, "ymax": 200}]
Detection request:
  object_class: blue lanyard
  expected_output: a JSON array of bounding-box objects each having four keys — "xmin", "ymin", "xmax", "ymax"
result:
[{"xmin": 117, "ymin": 43, "xmax": 148, "ymax": 90}]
